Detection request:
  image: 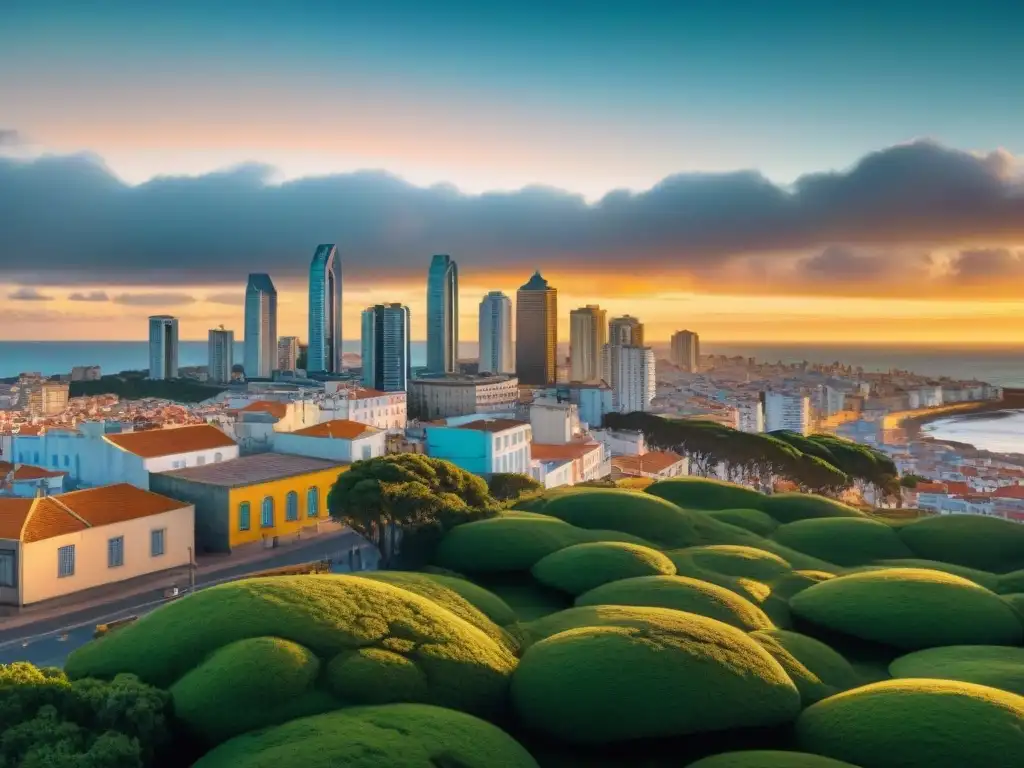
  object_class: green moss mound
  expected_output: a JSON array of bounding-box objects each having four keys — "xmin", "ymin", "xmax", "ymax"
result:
[
  {"xmin": 524, "ymin": 604, "xmax": 700, "ymax": 645},
  {"xmin": 772, "ymin": 518, "xmax": 912, "ymax": 567},
  {"xmin": 65, "ymin": 575, "xmax": 517, "ymax": 716},
  {"xmin": 646, "ymin": 477, "xmax": 767, "ymax": 511},
  {"xmin": 998, "ymin": 568, "xmax": 1024, "ymax": 594},
  {"xmin": 169, "ymin": 636, "xmax": 329, "ymax": 744},
  {"xmin": 687, "ymin": 751, "xmax": 859, "ymax": 768},
  {"xmin": 434, "ymin": 515, "xmax": 650, "ymax": 573},
  {"xmin": 889, "ymin": 645, "xmax": 1024, "ymax": 696},
  {"xmin": 576, "ymin": 575, "xmax": 774, "ymax": 632},
  {"xmin": 898, "ymin": 514, "xmax": 1024, "ymax": 573},
  {"xmin": 749, "ymin": 629, "xmax": 862, "ymax": 705},
  {"xmin": 325, "ymin": 647, "xmax": 430, "ymax": 705},
  {"xmin": 873, "ymin": 559, "xmax": 1000, "ymax": 590},
  {"xmin": 705, "ymin": 508, "xmax": 780, "ymax": 536},
  {"xmin": 769, "ymin": 570, "xmax": 835, "ymax": 601},
  {"xmin": 477, "ymin": 579, "xmax": 573, "ymax": 622},
  {"xmin": 1004, "ymin": 593, "xmax": 1024, "ymax": 617},
  {"xmin": 790, "ymin": 568, "xmax": 1024, "ymax": 650},
  {"xmin": 532, "ymin": 542, "xmax": 676, "ymax": 595},
  {"xmin": 759, "ymin": 493, "xmax": 867, "ymax": 523},
  {"xmin": 511, "ymin": 611, "xmax": 800, "ymax": 744},
  {"xmin": 679, "ymin": 544, "xmax": 793, "ymax": 581},
  {"xmin": 796, "ymin": 679, "xmax": 1024, "ymax": 768},
  {"xmin": 192, "ymin": 703, "xmax": 539, "ymax": 768}
]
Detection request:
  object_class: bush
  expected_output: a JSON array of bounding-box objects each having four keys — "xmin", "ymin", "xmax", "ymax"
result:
[
  {"xmin": 170, "ymin": 637, "xmax": 331, "ymax": 744},
  {"xmin": 531, "ymin": 542, "xmax": 676, "ymax": 595},
  {"xmin": 674, "ymin": 545, "xmax": 793, "ymax": 582},
  {"xmin": 325, "ymin": 647, "xmax": 430, "ymax": 705},
  {"xmin": 705, "ymin": 508, "xmax": 780, "ymax": 536},
  {"xmin": 768, "ymin": 570, "xmax": 835, "ymax": 601},
  {"xmin": 790, "ymin": 568, "xmax": 1024, "ymax": 649},
  {"xmin": 523, "ymin": 604, "xmax": 703, "ymax": 645},
  {"xmin": 749, "ymin": 629, "xmax": 862, "ymax": 705},
  {"xmin": 796, "ymin": 679, "xmax": 1024, "ymax": 768},
  {"xmin": 687, "ymin": 752, "xmax": 859, "ymax": 767},
  {"xmin": 646, "ymin": 477, "xmax": 767, "ymax": 511},
  {"xmin": 873, "ymin": 559, "xmax": 1000, "ymax": 591},
  {"xmin": 576, "ymin": 575, "xmax": 774, "ymax": 632},
  {"xmin": 897, "ymin": 514, "xmax": 1024, "ymax": 573},
  {"xmin": 488, "ymin": 472, "xmax": 543, "ymax": 502},
  {"xmin": 192, "ymin": 704, "xmax": 539, "ymax": 768},
  {"xmin": 759, "ymin": 493, "xmax": 867, "ymax": 523},
  {"xmin": 889, "ymin": 645, "xmax": 1024, "ymax": 696},
  {"xmin": 510, "ymin": 611, "xmax": 801, "ymax": 744},
  {"xmin": 65, "ymin": 575, "xmax": 517, "ymax": 717},
  {"xmin": 771, "ymin": 518, "xmax": 912, "ymax": 567},
  {"xmin": 998, "ymin": 569, "xmax": 1024, "ymax": 594},
  {"xmin": 475, "ymin": 579, "xmax": 573, "ymax": 622}
]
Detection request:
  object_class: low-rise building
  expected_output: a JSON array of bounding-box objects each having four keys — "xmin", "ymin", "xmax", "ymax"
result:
[
  {"xmin": 322, "ymin": 387, "xmax": 408, "ymax": 432},
  {"xmin": 408, "ymin": 374, "xmax": 519, "ymax": 420},
  {"xmin": 424, "ymin": 418, "xmax": 532, "ymax": 476},
  {"xmin": 149, "ymin": 453, "xmax": 348, "ymax": 553},
  {"xmin": 530, "ymin": 402, "xmax": 582, "ymax": 444},
  {"xmin": 591, "ymin": 428, "xmax": 647, "ymax": 457},
  {"xmin": 0, "ymin": 483, "xmax": 194, "ymax": 606},
  {"xmin": 0, "ymin": 461, "xmax": 66, "ymax": 497},
  {"xmin": 610, "ymin": 451, "xmax": 688, "ymax": 480},
  {"xmin": 531, "ymin": 440, "xmax": 608, "ymax": 487},
  {"xmin": 273, "ymin": 420, "xmax": 386, "ymax": 463}
]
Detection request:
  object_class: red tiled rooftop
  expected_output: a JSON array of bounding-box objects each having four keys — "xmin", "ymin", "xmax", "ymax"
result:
[
  {"xmin": 105, "ymin": 424, "xmax": 236, "ymax": 458},
  {"xmin": 994, "ymin": 485, "xmax": 1024, "ymax": 499},
  {"xmin": 531, "ymin": 441, "xmax": 602, "ymax": 461},
  {"xmin": 611, "ymin": 451, "xmax": 685, "ymax": 475},
  {"xmin": 0, "ymin": 461, "xmax": 67, "ymax": 481},
  {"xmin": 290, "ymin": 419, "xmax": 379, "ymax": 439},
  {"xmin": 240, "ymin": 401, "xmax": 289, "ymax": 419}
]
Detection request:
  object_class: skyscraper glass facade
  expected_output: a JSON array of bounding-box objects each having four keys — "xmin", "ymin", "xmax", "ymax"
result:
[
  {"xmin": 244, "ymin": 273, "xmax": 278, "ymax": 379},
  {"xmin": 308, "ymin": 244, "xmax": 343, "ymax": 373},
  {"xmin": 426, "ymin": 254, "xmax": 459, "ymax": 374}
]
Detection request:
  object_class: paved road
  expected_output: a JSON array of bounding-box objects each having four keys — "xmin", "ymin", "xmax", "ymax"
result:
[{"xmin": 0, "ymin": 532, "xmax": 379, "ymax": 668}]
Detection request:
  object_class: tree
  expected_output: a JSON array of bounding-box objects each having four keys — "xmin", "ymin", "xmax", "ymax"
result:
[{"xmin": 487, "ymin": 473, "xmax": 543, "ymax": 502}]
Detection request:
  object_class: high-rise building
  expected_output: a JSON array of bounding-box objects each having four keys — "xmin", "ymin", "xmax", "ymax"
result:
[
  {"xmin": 27, "ymin": 381, "xmax": 70, "ymax": 416},
  {"xmin": 426, "ymin": 254, "xmax": 459, "ymax": 374},
  {"xmin": 608, "ymin": 315, "xmax": 645, "ymax": 347},
  {"xmin": 569, "ymin": 305, "xmax": 607, "ymax": 382},
  {"xmin": 515, "ymin": 271, "xmax": 557, "ymax": 385},
  {"xmin": 670, "ymin": 330, "xmax": 700, "ymax": 372},
  {"xmin": 601, "ymin": 345, "xmax": 656, "ymax": 413},
  {"xmin": 244, "ymin": 273, "xmax": 277, "ymax": 378},
  {"xmin": 308, "ymin": 244, "xmax": 343, "ymax": 373},
  {"xmin": 277, "ymin": 336, "xmax": 300, "ymax": 371},
  {"xmin": 361, "ymin": 303, "xmax": 412, "ymax": 392},
  {"xmin": 478, "ymin": 291, "xmax": 513, "ymax": 374},
  {"xmin": 148, "ymin": 316, "xmax": 179, "ymax": 380},
  {"xmin": 207, "ymin": 327, "xmax": 234, "ymax": 384},
  {"xmin": 761, "ymin": 391, "xmax": 811, "ymax": 434}
]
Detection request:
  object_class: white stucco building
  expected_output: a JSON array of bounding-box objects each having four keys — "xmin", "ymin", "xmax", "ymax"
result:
[
  {"xmin": 322, "ymin": 387, "xmax": 408, "ymax": 432},
  {"xmin": 761, "ymin": 392, "xmax": 811, "ymax": 434},
  {"xmin": 529, "ymin": 402, "xmax": 582, "ymax": 444},
  {"xmin": 602, "ymin": 345, "xmax": 656, "ymax": 413},
  {"xmin": 272, "ymin": 420, "xmax": 387, "ymax": 463}
]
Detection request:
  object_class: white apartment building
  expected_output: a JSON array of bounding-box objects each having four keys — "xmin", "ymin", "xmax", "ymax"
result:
[
  {"xmin": 322, "ymin": 386, "xmax": 408, "ymax": 432},
  {"xmin": 208, "ymin": 327, "xmax": 235, "ymax": 384},
  {"xmin": 569, "ymin": 305, "xmax": 607, "ymax": 382},
  {"xmin": 737, "ymin": 400, "xmax": 765, "ymax": 433},
  {"xmin": 408, "ymin": 375, "xmax": 519, "ymax": 421},
  {"xmin": 602, "ymin": 345, "xmax": 656, "ymax": 413},
  {"xmin": 272, "ymin": 420, "xmax": 387, "ymax": 463},
  {"xmin": 529, "ymin": 402, "xmax": 582, "ymax": 444},
  {"xmin": 591, "ymin": 428, "xmax": 647, "ymax": 456},
  {"xmin": 761, "ymin": 392, "xmax": 811, "ymax": 434},
  {"xmin": 531, "ymin": 440, "xmax": 609, "ymax": 486}
]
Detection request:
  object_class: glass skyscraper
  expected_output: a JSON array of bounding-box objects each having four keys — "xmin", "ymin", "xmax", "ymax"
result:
[
  {"xmin": 308, "ymin": 244, "xmax": 343, "ymax": 374},
  {"xmin": 361, "ymin": 303, "xmax": 412, "ymax": 392},
  {"xmin": 244, "ymin": 273, "xmax": 278, "ymax": 379},
  {"xmin": 478, "ymin": 291, "xmax": 513, "ymax": 374},
  {"xmin": 426, "ymin": 254, "xmax": 458, "ymax": 374},
  {"xmin": 515, "ymin": 271, "xmax": 557, "ymax": 385},
  {"xmin": 148, "ymin": 315, "xmax": 179, "ymax": 380}
]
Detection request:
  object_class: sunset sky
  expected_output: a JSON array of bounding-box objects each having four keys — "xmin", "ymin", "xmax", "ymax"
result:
[{"xmin": 3, "ymin": 1, "xmax": 1024, "ymax": 344}]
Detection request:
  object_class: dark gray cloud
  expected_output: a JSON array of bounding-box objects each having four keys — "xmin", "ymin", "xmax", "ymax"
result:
[
  {"xmin": 67, "ymin": 290, "xmax": 110, "ymax": 302},
  {"xmin": 8, "ymin": 287, "xmax": 53, "ymax": 301},
  {"xmin": 800, "ymin": 245, "xmax": 933, "ymax": 282},
  {"xmin": 0, "ymin": 140, "xmax": 1021, "ymax": 287},
  {"xmin": 948, "ymin": 248, "xmax": 1024, "ymax": 281},
  {"xmin": 112, "ymin": 292, "xmax": 196, "ymax": 306}
]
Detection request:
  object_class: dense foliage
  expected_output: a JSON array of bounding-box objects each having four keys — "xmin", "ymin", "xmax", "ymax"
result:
[{"xmin": 69, "ymin": 374, "xmax": 226, "ymax": 403}]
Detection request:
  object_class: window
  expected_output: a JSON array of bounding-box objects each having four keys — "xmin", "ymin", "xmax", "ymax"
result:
[
  {"xmin": 286, "ymin": 491, "xmax": 299, "ymax": 521},
  {"xmin": 214, "ymin": 452, "xmax": 223, "ymax": 463},
  {"xmin": 307, "ymin": 487, "xmax": 320, "ymax": 518},
  {"xmin": 239, "ymin": 502, "xmax": 251, "ymax": 531},
  {"xmin": 261, "ymin": 496, "xmax": 275, "ymax": 528},
  {"xmin": 108, "ymin": 536, "xmax": 124, "ymax": 568},
  {"xmin": 197, "ymin": 455, "xmax": 206, "ymax": 466},
  {"xmin": 57, "ymin": 544, "xmax": 75, "ymax": 578},
  {"xmin": 0, "ymin": 549, "xmax": 16, "ymax": 588},
  {"xmin": 151, "ymin": 528, "xmax": 166, "ymax": 557}
]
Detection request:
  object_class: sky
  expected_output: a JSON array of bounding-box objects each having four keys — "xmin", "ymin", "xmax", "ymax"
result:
[{"xmin": 2, "ymin": 0, "xmax": 1024, "ymax": 343}]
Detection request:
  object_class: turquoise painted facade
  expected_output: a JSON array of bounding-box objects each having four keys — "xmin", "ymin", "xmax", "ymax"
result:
[{"xmin": 424, "ymin": 427, "xmax": 492, "ymax": 475}]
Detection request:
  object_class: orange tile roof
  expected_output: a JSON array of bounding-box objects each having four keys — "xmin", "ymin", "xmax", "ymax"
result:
[
  {"xmin": 55, "ymin": 483, "xmax": 189, "ymax": 529},
  {"xmin": 994, "ymin": 485, "xmax": 1024, "ymax": 499},
  {"xmin": 240, "ymin": 401, "xmax": 289, "ymax": 419},
  {"xmin": 943, "ymin": 481, "xmax": 971, "ymax": 496},
  {"xmin": 914, "ymin": 482, "xmax": 949, "ymax": 494},
  {"xmin": 346, "ymin": 388, "xmax": 387, "ymax": 400},
  {"xmin": 105, "ymin": 424, "xmax": 236, "ymax": 458},
  {"xmin": 0, "ymin": 499, "xmax": 33, "ymax": 540},
  {"xmin": 455, "ymin": 418, "xmax": 528, "ymax": 434},
  {"xmin": 290, "ymin": 420, "xmax": 378, "ymax": 439},
  {"xmin": 0, "ymin": 462, "xmax": 66, "ymax": 480},
  {"xmin": 612, "ymin": 451, "xmax": 686, "ymax": 476},
  {"xmin": 20, "ymin": 497, "xmax": 89, "ymax": 543},
  {"xmin": 531, "ymin": 441, "xmax": 602, "ymax": 461}
]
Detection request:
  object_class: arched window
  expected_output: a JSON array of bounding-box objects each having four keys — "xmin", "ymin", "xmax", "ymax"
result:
[
  {"xmin": 261, "ymin": 497, "xmax": 275, "ymax": 528},
  {"xmin": 307, "ymin": 487, "xmax": 320, "ymax": 518},
  {"xmin": 238, "ymin": 502, "xmax": 251, "ymax": 531},
  {"xmin": 214, "ymin": 452, "xmax": 223, "ymax": 463},
  {"xmin": 286, "ymin": 491, "xmax": 299, "ymax": 521}
]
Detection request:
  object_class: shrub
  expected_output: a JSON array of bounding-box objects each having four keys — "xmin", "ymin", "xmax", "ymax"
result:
[
  {"xmin": 759, "ymin": 493, "xmax": 866, "ymax": 523},
  {"xmin": 325, "ymin": 648, "xmax": 429, "ymax": 705},
  {"xmin": 897, "ymin": 514, "xmax": 1024, "ymax": 573},
  {"xmin": 873, "ymin": 559, "xmax": 1000, "ymax": 591},
  {"xmin": 510, "ymin": 611, "xmax": 801, "ymax": 744},
  {"xmin": 749, "ymin": 629, "xmax": 862, "ymax": 705},
  {"xmin": 768, "ymin": 570, "xmax": 835, "ymax": 601},
  {"xmin": 646, "ymin": 477, "xmax": 767, "ymax": 511},
  {"xmin": 488, "ymin": 472, "xmax": 543, "ymax": 502},
  {"xmin": 524, "ymin": 604, "xmax": 704, "ymax": 645},
  {"xmin": 65, "ymin": 575, "xmax": 517, "ymax": 717},
  {"xmin": 790, "ymin": 568, "xmax": 1024, "ymax": 649},
  {"xmin": 170, "ymin": 637, "xmax": 330, "ymax": 744},
  {"xmin": 796, "ymin": 679, "xmax": 1024, "ymax": 768},
  {"xmin": 576, "ymin": 575, "xmax": 774, "ymax": 632},
  {"xmin": 771, "ymin": 518, "xmax": 912, "ymax": 567},
  {"xmin": 532, "ymin": 542, "xmax": 676, "ymax": 595},
  {"xmin": 192, "ymin": 704, "xmax": 539, "ymax": 768},
  {"xmin": 666, "ymin": 546, "xmax": 784, "ymax": 608},
  {"xmin": 687, "ymin": 752, "xmax": 859, "ymax": 767},
  {"xmin": 889, "ymin": 645, "xmax": 1024, "ymax": 696},
  {"xmin": 675, "ymin": 545, "xmax": 793, "ymax": 582},
  {"xmin": 705, "ymin": 508, "xmax": 780, "ymax": 536},
  {"xmin": 475, "ymin": 579, "xmax": 573, "ymax": 622},
  {"xmin": 998, "ymin": 569, "xmax": 1024, "ymax": 594}
]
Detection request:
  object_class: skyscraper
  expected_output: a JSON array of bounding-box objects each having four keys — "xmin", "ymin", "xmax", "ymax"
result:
[
  {"xmin": 478, "ymin": 291, "xmax": 513, "ymax": 374},
  {"xmin": 515, "ymin": 271, "xmax": 557, "ymax": 385},
  {"xmin": 426, "ymin": 254, "xmax": 459, "ymax": 374},
  {"xmin": 148, "ymin": 316, "xmax": 179, "ymax": 380},
  {"xmin": 601, "ymin": 344, "xmax": 656, "ymax": 413},
  {"xmin": 670, "ymin": 330, "xmax": 700, "ymax": 372},
  {"xmin": 244, "ymin": 273, "xmax": 277, "ymax": 379},
  {"xmin": 277, "ymin": 336, "xmax": 300, "ymax": 371},
  {"xmin": 208, "ymin": 326, "xmax": 234, "ymax": 384},
  {"xmin": 608, "ymin": 315, "xmax": 645, "ymax": 347},
  {"xmin": 308, "ymin": 244, "xmax": 343, "ymax": 374},
  {"xmin": 361, "ymin": 303, "xmax": 412, "ymax": 392},
  {"xmin": 569, "ymin": 305, "xmax": 607, "ymax": 382}
]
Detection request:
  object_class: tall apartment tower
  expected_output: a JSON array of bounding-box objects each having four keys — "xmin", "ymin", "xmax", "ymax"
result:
[
  {"xmin": 361, "ymin": 303, "xmax": 412, "ymax": 392},
  {"xmin": 244, "ymin": 273, "xmax": 277, "ymax": 379},
  {"xmin": 478, "ymin": 291, "xmax": 513, "ymax": 374},
  {"xmin": 277, "ymin": 336, "xmax": 300, "ymax": 371},
  {"xmin": 207, "ymin": 326, "xmax": 235, "ymax": 384},
  {"xmin": 308, "ymin": 244, "xmax": 343, "ymax": 373},
  {"xmin": 426, "ymin": 254, "xmax": 459, "ymax": 374},
  {"xmin": 671, "ymin": 329, "xmax": 700, "ymax": 372},
  {"xmin": 569, "ymin": 305, "xmax": 607, "ymax": 382},
  {"xmin": 608, "ymin": 315, "xmax": 645, "ymax": 347},
  {"xmin": 601, "ymin": 344, "xmax": 656, "ymax": 413},
  {"xmin": 761, "ymin": 391, "xmax": 811, "ymax": 435},
  {"xmin": 148, "ymin": 315, "xmax": 179, "ymax": 380},
  {"xmin": 515, "ymin": 271, "xmax": 557, "ymax": 385}
]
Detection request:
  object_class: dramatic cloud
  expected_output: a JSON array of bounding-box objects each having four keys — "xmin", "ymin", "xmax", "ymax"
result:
[
  {"xmin": 67, "ymin": 290, "xmax": 110, "ymax": 302},
  {"xmin": 112, "ymin": 292, "xmax": 196, "ymax": 306},
  {"xmin": 799, "ymin": 246, "xmax": 933, "ymax": 283},
  {"xmin": 0, "ymin": 140, "xmax": 1022, "ymax": 292},
  {"xmin": 948, "ymin": 248, "xmax": 1024, "ymax": 281},
  {"xmin": 7, "ymin": 287, "xmax": 53, "ymax": 301}
]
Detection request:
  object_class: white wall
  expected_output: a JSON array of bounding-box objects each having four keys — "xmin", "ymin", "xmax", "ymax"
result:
[
  {"xmin": 490, "ymin": 425, "xmax": 532, "ymax": 474},
  {"xmin": 272, "ymin": 431, "xmax": 387, "ymax": 462}
]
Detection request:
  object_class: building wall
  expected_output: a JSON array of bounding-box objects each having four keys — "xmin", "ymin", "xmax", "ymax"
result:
[
  {"xmin": 424, "ymin": 428, "xmax": 491, "ymax": 475},
  {"xmin": 762, "ymin": 393, "xmax": 811, "ymax": 434},
  {"xmin": 533, "ymin": 460, "xmax": 574, "ymax": 489},
  {"xmin": 9, "ymin": 475, "xmax": 64, "ymax": 498},
  {"xmin": 18, "ymin": 505, "xmax": 194, "ymax": 606},
  {"xmin": 530, "ymin": 403, "xmax": 580, "ymax": 444},
  {"xmin": 272, "ymin": 431, "xmax": 387, "ymax": 463},
  {"xmin": 409, "ymin": 377, "xmax": 519, "ymax": 420},
  {"xmin": 0, "ymin": 538, "xmax": 20, "ymax": 606},
  {"xmin": 576, "ymin": 387, "xmax": 615, "ymax": 429}
]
